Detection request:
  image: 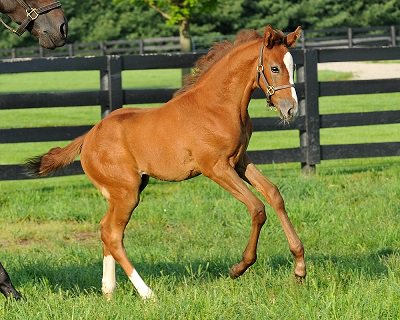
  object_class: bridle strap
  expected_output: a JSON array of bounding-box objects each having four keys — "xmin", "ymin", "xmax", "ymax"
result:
[
  {"xmin": 0, "ymin": 0, "xmax": 62, "ymax": 36},
  {"xmin": 256, "ymin": 42, "xmax": 294, "ymax": 104}
]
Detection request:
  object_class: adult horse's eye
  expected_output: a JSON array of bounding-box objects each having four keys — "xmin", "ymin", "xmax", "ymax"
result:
[{"xmin": 271, "ymin": 66, "xmax": 279, "ymax": 73}]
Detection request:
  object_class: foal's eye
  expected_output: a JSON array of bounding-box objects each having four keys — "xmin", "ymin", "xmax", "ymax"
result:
[{"xmin": 271, "ymin": 66, "xmax": 279, "ymax": 73}]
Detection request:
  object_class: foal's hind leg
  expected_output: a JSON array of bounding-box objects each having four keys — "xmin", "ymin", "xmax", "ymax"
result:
[
  {"xmin": 99, "ymin": 174, "xmax": 153, "ymax": 300},
  {"xmin": 237, "ymin": 156, "xmax": 306, "ymax": 279}
]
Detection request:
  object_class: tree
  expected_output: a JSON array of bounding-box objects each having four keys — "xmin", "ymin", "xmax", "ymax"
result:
[
  {"xmin": 114, "ymin": 0, "xmax": 218, "ymax": 53},
  {"xmin": 2, "ymin": 0, "xmax": 400, "ymax": 50},
  {"xmin": 64, "ymin": 0, "xmax": 173, "ymax": 42}
]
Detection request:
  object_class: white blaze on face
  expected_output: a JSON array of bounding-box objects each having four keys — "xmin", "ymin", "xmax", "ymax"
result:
[{"xmin": 283, "ymin": 52, "xmax": 298, "ymax": 104}]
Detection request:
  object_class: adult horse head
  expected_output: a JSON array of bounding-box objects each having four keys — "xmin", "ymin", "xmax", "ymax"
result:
[{"xmin": 0, "ymin": 0, "xmax": 67, "ymax": 49}]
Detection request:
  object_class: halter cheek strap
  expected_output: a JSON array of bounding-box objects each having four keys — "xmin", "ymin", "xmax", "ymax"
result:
[
  {"xmin": 0, "ymin": 0, "xmax": 62, "ymax": 36},
  {"xmin": 256, "ymin": 42, "xmax": 294, "ymax": 106}
]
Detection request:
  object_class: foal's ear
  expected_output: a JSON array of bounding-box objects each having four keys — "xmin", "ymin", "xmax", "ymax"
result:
[
  {"xmin": 285, "ymin": 26, "xmax": 302, "ymax": 48},
  {"xmin": 263, "ymin": 25, "xmax": 275, "ymax": 48}
]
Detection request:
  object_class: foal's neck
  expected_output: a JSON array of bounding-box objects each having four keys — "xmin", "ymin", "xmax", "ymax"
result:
[{"xmin": 195, "ymin": 39, "xmax": 260, "ymax": 122}]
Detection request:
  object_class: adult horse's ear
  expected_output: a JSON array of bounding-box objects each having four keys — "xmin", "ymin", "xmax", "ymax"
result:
[
  {"xmin": 285, "ymin": 26, "xmax": 302, "ymax": 48},
  {"xmin": 263, "ymin": 25, "xmax": 275, "ymax": 48}
]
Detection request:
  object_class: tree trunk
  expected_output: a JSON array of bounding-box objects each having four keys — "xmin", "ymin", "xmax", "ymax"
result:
[{"xmin": 179, "ymin": 19, "xmax": 192, "ymax": 85}]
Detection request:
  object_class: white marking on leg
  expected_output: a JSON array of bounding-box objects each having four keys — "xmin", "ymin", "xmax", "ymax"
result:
[
  {"xmin": 129, "ymin": 269, "xmax": 154, "ymax": 300},
  {"xmin": 283, "ymin": 52, "xmax": 298, "ymax": 104},
  {"xmin": 102, "ymin": 255, "xmax": 116, "ymax": 297}
]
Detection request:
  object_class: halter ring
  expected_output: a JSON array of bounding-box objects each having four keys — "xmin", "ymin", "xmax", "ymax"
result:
[
  {"xmin": 266, "ymin": 86, "xmax": 275, "ymax": 96},
  {"xmin": 26, "ymin": 8, "xmax": 39, "ymax": 20}
]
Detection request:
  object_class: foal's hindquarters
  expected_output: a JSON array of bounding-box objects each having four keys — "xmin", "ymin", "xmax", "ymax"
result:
[
  {"xmin": 80, "ymin": 111, "xmax": 156, "ymax": 299},
  {"xmin": 80, "ymin": 108, "xmax": 199, "ymax": 300}
]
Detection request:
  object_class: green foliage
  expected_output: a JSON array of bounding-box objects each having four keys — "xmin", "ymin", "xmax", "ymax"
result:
[
  {"xmin": 297, "ymin": 0, "xmax": 400, "ymax": 29},
  {"xmin": 1, "ymin": 0, "xmax": 400, "ymax": 48},
  {"xmin": 63, "ymin": 0, "xmax": 175, "ymax": 42},
  {"xmin": 113, "ymin": 0, "xmax": 218, "ymax": 25}
]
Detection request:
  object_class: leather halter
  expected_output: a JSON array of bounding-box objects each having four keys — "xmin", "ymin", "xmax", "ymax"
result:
[
  {"xmin": 0, "ymin": 0, "xmax": 62, "ymax": 36},
  {"xmin": 256, "ymin": 42, "xmax": 294, "ymax": 106}
]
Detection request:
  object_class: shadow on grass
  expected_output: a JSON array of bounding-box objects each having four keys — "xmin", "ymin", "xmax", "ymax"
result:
[
  {"xmin": 301, "ymin": 247, "xmax": 398, "ymax": 279},
  {"xmin": 7, "ymin": 247, "xmax": 399, "ymax": 296},
  {"xmin": 319, "ymin": 160, "xmax": 398, "ymax": 176}
]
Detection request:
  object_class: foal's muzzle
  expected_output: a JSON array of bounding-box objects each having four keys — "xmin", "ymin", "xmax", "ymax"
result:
[{"xmin": 276, "ymin": 98, "xmax": 298, "ymax": 121}]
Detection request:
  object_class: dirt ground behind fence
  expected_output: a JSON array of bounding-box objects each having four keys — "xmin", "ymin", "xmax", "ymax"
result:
[{"xmin": 319, "ymin": 61, "xmax": 400, "ymax": 80}]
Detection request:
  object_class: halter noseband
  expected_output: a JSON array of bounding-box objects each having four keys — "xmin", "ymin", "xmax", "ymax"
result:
[
  {"xmin": 0, "ymin": 0, "xmax": 62, "ymax": 36},
  {"xmin": 256, "ymin": 42, "xmax": 294, "ymax": 107}
]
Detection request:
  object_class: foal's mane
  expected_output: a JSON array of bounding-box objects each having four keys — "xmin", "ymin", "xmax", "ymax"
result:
[{"xmin": 174, "ymin": 29, "xmax": 263, "ymax": 97}]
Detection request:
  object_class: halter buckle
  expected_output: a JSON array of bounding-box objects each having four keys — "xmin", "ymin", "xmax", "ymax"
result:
[
  {"xmin": 257, "ymin": 65, "xmax": 264, "ymax": 72},
  {"xmin": 266, "ymin": 86, "xmax": 275, "ymax": 96},
  {"xmin": 26, "ymin": 8, "xmax": 39, "ymax": 20}
]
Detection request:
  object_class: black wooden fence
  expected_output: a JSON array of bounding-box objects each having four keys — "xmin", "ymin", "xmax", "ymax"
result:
[
  {"xmin": 1, "ymin": 25, "xmax": 399, "ymax": 59},
  {"xmin": 0, "ymin": 47, "xmax": 400, "ymax": 180}
]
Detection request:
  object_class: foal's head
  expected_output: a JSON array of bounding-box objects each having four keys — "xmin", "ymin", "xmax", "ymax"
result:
[
  {"xmin": 257, "ymin": 26, "xmax": 301, "ymax": 121},
  {"xmin": 0, "ymin": 0, "xmax": 67, "ymax": 48}
]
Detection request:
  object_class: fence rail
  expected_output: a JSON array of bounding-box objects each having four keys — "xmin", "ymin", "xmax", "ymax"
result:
[
  {"xmin": 1, "ymin": 25, "xmax": 399, "ymax": 59},
  {"xmin": 0, "ymin": 47, "xmax": 399, "ymax": 180}
]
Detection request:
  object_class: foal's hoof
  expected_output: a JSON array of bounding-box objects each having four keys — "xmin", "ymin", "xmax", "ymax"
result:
[
  {"xmin": 229, "ymin": 264, "xmax": 242, "ymax": 279},
  {"xmin": 141, "ymin": 290, "xmax": 157, "ymax": 302},
  {"xmin": 294, "ymin": 273, "xmax": 306, "ymax": 284},
  {"xmin": 136, "ymin": 286, "xmax": 156, "ymax": 301},
  {"xmin": 103, "ymin": 292, "xmax": 114, "ymax": 301}
]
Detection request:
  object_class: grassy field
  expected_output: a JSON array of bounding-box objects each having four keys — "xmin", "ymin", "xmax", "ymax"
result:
[{"xmin": 0, "ymin": 68, "xmax": 399, "ymax": 319}]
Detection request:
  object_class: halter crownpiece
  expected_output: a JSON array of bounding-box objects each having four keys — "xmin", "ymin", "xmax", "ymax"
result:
[
  {"xmin": 256, "ymin": 41, "xmax": 294, "ymax": 108},
  {"xmin": 0, "ymin": 0, "xmax": 62, "ymax": 36}
]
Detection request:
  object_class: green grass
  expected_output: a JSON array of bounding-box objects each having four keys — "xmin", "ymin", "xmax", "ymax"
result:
[
  {"xmin": 0, "ymin": 70, "xmax": 181, "ymax": 93},
  {"xmin": 0, "ymin": 161, "xmax": 399, "ymax": 319},
  {"xmin": 0, "ymin": 68, "xmax": 400, "ymax": 319}
]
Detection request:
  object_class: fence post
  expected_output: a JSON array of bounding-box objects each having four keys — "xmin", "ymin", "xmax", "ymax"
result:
[
  {"xmin": 100, "ymin": 41, "xmax": 106, "ymax": 55},
  {"xmin": 347, "ymin": 27, "xmax": 353, "ymax": 48},
  {"xmin": 100, "ymin": 55, "xmax": 123, "ymax": 118},
  {"xmin": 68, "ymin": 43, "xmax": 74, "ymax": 57},
  {"xmin": 139, "ymin": 39, "xmax": 144, "ymax": 54},
  {"xmin": 390, "ymin": 25, "xmax": 396, "ymax": 47},
  {"xmin": 298, "ymin": 49, "xmax": 321, "ymax": 174},
  {"xmin": 301, "ymin": 30, "xmax": 306, "ymax": 49}
]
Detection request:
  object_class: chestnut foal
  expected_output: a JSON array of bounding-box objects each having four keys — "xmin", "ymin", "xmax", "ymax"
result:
[
  {"xmin": 0, "ymin": 0, "xmax": 67, "ymax": 300},
  {"xmin": 26, "ymin": 25, "xmax": 306, "ymax": 299}
]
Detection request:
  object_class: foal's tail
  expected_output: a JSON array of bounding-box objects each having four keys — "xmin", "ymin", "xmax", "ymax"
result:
[{"xmin": 24, "ymin": 134, "xmax": 86, "ymax": 177}]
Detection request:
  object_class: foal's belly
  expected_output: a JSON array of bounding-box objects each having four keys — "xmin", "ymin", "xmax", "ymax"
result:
[{"xmin": 133, "ymin": 141, "xmax": 202, "ymax": 182}]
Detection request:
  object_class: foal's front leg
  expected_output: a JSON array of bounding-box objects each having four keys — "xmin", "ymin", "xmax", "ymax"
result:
[
  {"xmin": 204, "ymin": 161, "xmax": 267, "ymax": 278},
  {"xmin": 237, "ymin": 156, "xmax": 306, "ymax": 279}
]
